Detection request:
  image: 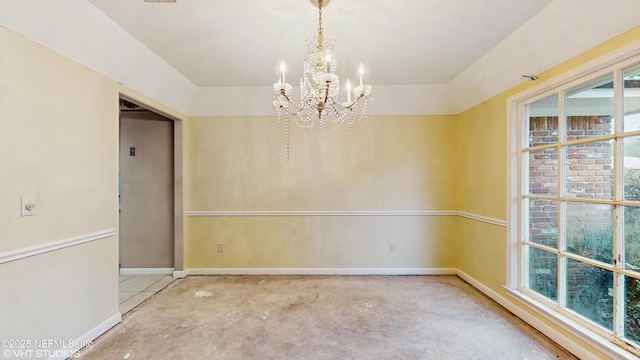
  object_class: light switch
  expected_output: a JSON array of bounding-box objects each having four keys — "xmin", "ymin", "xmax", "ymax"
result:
[{"xmin": 21, "ymin": 196, "xmax": 36, "ymax": 216}]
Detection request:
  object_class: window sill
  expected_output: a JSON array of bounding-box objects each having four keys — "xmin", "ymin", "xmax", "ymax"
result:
[{"xmin": 504, "ymin": 286, "xmax": 638, "ymax": 360}]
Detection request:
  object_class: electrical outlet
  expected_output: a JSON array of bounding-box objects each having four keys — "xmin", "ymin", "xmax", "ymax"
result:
[
  {"xmin": 389, "ymin": 243, "xmax": 396, "ymax": 253},
  {"xmin": 217, "ymin": 244, "xmax": 224, "ymax": 253},
  {"xmin": 21, "ymin": 196, "xmax": 36, "ymax": 216}
]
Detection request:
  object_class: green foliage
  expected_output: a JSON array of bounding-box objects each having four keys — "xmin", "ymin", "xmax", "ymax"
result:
[
  {"xmin": 528, "ymin": 249, "xmax": 557, "ymax": 301},
  {"xmin": 566, "ymin": 230, "xmax": 613, "ymax": 330},
  {"xmin": 625, "ymin": 170, "xmax": 640, "ymax": 201},
  {"xmin": 626, "ymin": 277, "xmax": 640, "ymax": 343},
  {"xmin": 624, "ymin": 171, "xmax": 640, "ymax": 268},
  {"xmin": 528, "ymin": 168, "xmax": 640, "ymax": 343},
  {"xmin": 567, "ymin": 227, "xmax": 613, "ymax": 264},
  {"xmin": 624, "ymin": 170, "xmax": 640, "ymax": 343},
  {"xmin": 566, "ymin": 230, "xmax": 640, "ymax": 342}
]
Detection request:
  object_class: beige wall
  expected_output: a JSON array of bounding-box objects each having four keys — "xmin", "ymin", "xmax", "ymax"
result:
[
  {"xmin": 0, "ymin": 27, "xmax": 119, "ymax": 344},
  {"xmin": 185, "ymin": 115, "xmax": 458, "ymax": 269}
]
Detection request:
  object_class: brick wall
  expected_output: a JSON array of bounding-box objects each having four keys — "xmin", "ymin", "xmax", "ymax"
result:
[
  {"xmin": 528, "ymin": 116, "xmax": 613, "ymax": 302},
  {"xmin": 528, "ymin": 115, "xmax": 612, "ymax": 245}
]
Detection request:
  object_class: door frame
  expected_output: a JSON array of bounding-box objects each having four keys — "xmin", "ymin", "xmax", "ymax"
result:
[{"xmin": 118, "ymin": 93, "xmax": 185, "ymax": 277}]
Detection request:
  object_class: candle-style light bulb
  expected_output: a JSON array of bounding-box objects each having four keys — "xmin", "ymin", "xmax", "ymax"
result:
[
  {"xmin": 279, "ymin": 59, "xmax": 286, "ymax": 83},
  {"xmin": 346, "ymin": 78, "xmax": 352, "ymax": 103},
  {"xmin": 325, "ymin": 51, "xmax": 332, "ymax": 73},
  {"xmin": 358, "ymin": 63, "xmax": 365, "ymax": 87}
]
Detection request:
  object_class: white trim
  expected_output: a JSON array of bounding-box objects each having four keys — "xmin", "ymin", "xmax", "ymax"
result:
[
  {"xmin": 505, "ymin": 95, "xmax": 521, "ymax": 288},
  {"xmin": 505, "ymin": 37, "xmax": 640, "ymax": 358},
  {"xmin": 187, "ymin": 210, "xmax": 507, "ymax": 227},
  {"xmin": 504, "ymin": 287, "xmax": 639, "ymax": 360},
  {"xmin": 456, "ymin": 270, "xmax": 601, "ymax": 360},
  {"xmin": 0, "ymin": 229, "xmax": 116, "ymax": 265},
  {"xmin": 47, "ymin": 312, "xmax": 121, "ymax": 360},
  {"xmin": 187, "ymin": 210, "xmax": 457, "ymax": 217},
  {"xmin": 457, "ymin": 211, "xmax": 507, "ymax": 227},
  {"xmin": 506, "ymin": 39, "xmax": 640, "ymax": 106},
  {"xmin": 173, "ymin": 270, "xmax": 187, "ymax": 279},
  {"xmin": 119, "ymin": 268, "xmax": 174, "ymax": 275},
  {"xmin": 186, "ymin": 268, "xmax": 457, "ymax": 276}
]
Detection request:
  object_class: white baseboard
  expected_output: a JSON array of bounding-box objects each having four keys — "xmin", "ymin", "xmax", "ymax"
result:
[
  {"xmin": 173, "ymin": 270, "xmax": 187, "ymax": 278},
  {"xmin": 455, "ymin": 269, "xmax": 597, "ymax": 360},
  {"xmin": 185, "ymin": 267, "xmax": 457, "ymax": 276},
  {"xmin": 119, "ymin": 268, "xmax": 174, "ymax": 275},
  {"xmin": 47, "ymin": 312, "xmax": 121, "ymax": 360},
  {"xmin": 55, "ymin": 269, "xmax": 616, "ymax": 359}
]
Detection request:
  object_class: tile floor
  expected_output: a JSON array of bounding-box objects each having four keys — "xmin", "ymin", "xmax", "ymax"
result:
[{"xmin": 118, "ymin": 275, "xmax": 174, "ymax": 314}]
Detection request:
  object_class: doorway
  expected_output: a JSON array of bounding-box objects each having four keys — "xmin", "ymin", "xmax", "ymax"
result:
[{"xmin": 118, "ymin": 99, "xmax": 175, "ymax": 273}]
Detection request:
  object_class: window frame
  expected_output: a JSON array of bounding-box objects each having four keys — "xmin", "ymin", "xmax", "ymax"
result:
[{"xmin": 506, "ymin": 40, "xmax": 640, "ymax": 359}]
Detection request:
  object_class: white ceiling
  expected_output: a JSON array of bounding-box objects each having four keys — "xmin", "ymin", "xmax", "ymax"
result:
[{"xmin": 87, "ymin": 0, "xmax": 553, "ymax": 87}]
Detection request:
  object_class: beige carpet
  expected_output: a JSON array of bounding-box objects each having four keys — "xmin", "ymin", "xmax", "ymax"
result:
[{"xmin": 79, "ymin": 275, "xmax": 576, "ymax": 359}]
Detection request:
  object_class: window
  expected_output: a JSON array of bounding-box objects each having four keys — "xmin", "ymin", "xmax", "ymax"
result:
[{"xmin": 508, "ymin": 47, "xmax": 640, "ymax": 358}]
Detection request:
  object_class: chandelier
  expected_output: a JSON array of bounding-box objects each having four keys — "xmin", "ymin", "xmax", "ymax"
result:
[{"xmin": 272, "ymin": 0, "xmax": 372, "ymax": 159}]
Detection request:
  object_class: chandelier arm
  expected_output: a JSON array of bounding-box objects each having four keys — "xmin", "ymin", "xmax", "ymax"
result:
[
  {"xmin": 350, "ymin": 93, "xmax": 367, "ymax": 108},
  {"xmin": 278, "ymin": 101, "xmax": 306, "ymax": 116},
  {"xmin": 326, "ymin": 93, "xmax": 367, "ymax": 110},
  {"xmin": 275, "ymin": 96, "xmax": 319, "ymax": 116},
  {"xmin": 279, "ymin": 106, "xmax": 303, "ymax": 116},
  {"xmin": 279, "ymin": 90, "xmax": 291, "ymax": 103},
  {"xmin": 324, "ymin": 96, "xmax": 344, "ymax": 109}
]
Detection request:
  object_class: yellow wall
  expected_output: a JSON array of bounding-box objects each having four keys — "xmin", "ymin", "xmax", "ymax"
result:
[
  {"xmin": 2, "ymin": 11, "xmax": 638, "ymax": 358},
  {"xmin": 0, "ymin": 27, "xmax": 119, "ymax": 342},
  {"xmin": 185, "ymin": 115, "xmax": 459, "ymax": 269},
  {"xmin": 456, "ymin": 25, "xmax": 640, "ymax": 295},
  {"xmin": 187, "ymin": 216, "xmax": 458, "ymax": 269},
  {"xmin": 455, "ymin": 26, "xmax": 640, "ymax": 359}
]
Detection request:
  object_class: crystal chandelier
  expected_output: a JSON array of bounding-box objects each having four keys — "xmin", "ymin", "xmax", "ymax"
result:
[{"xmin": 273, "ymin": 0, "xmax": 372, "ymax": 159}]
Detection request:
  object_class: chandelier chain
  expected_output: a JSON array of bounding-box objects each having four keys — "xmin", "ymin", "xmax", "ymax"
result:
[{"xmin": 317, "ymin": 1, "xmax": 324, "ymax": 51}]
